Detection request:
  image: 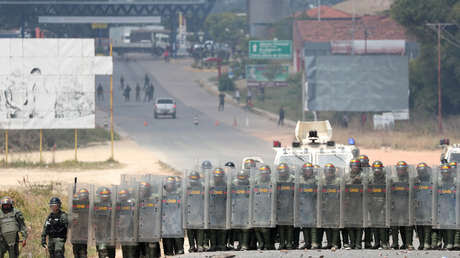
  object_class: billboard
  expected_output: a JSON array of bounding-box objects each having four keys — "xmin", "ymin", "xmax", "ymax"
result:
[
  {"xmin": 0, "ymin": 38, "xmax": 112, "ymax": 129},
  {"xmin": 304, "ymin": 55, "xmax": 409, "ymax": 112},
  {"xmin": 246, "ymin": 64, "xmax": 289, "ymax": 88}
]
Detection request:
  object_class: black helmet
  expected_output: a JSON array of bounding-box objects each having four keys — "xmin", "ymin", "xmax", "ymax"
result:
[
  {"xmin": 118, "ymin": 189, "xmax": 130, "ymax": 201},
  {"xmin": 189, "ymin": 171, "xmax": 201, "ymax": 181},
  {"xmin": 243, "ymin": 159, "xmax": 256, "ymax": 170},
  {"xmin": 277, "ymin": 163, "xmax": 289, "ymax": 174},
  {"xmin": 259, "ymin": 165, "xmax": 271, "ymax": 174},
  {"xmin": 324, "ymin": 163, "xmax": 336, "ymax": 176},
  {"xmin": 359, "ymin": 155, "xmax": 370, "ymax": 167},
  {"xmin": 97, "ymin": 187, "xmax": 112, "ymax": 201},
  {"xmin": 201, "ymin": 160, "xmax": 212, "ymax": 170},
  {"xmin": 237, "ymin": 170, "xmax": 249, "ymax": 180},
  {"xmin": 213, "ymin": 168, "xmax": 225, "ymax": 177},
  {"xmin": 49, "ymin": 197, "xmax": 62, "ymax": 208},
  {"xmin": 225, "ymin": 161, "xmax": 235, "ymax": 168},
  {"xmin": 1, "ymin": 196, "xmax": 13, "ymax": 212},
  {"xmin": 302, "ymin": 163, "xmax": 314, "ymax": 176},
  {"xmin": 139, "ymin": 181, "xmax": 151, "ymax": 198},
  {"xmin": 396, "ymin": 161, "xmax": 408, "ymax": 175},
  {"xmin": 372, "ymin": 160, "xmax": 384, "ymax": 172}
]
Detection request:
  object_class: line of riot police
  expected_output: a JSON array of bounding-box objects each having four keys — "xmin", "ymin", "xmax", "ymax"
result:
[{"xmin": 67, "ymin": 158, "xmax": 460, "ymax": 257}]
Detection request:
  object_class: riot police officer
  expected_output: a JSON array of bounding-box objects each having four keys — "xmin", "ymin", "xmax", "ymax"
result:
[
  {"xmin": 117, "ymin": 188, "xmax": 139, "ymax": 258},
  {"xmin": 254, "ymin": 165, "xmax": 275, "ymax": 250},
  {"xmin": 208, "ymin": 167, "xmax": 228, "ymax": 251},
  {"xmin": 200, "ymin": 160, "xmax": 213, "ymax": 250},
  {"xmin": 42, "ymin": 197, "xmax": 69, "ymax": 258},
  {"xmin": 137, "ymin": 181, "xmax": 161, "ymax": 257},
  {"xmin": 344, "ymin": 159, "xmax": 363, "ymax": 250},
  {"xmin": 71, "ymin": 188, "xmax": 90, "ymax": 258},
  {"xmin": 232, "ymin": 169, "xmax": 251, "ymax": 250},
  {"xmin": 298, "ymin": 162, "xmax": 318, "ymax": 250},
  {"xmin": 368, "ymin": 160, "xmax": 389, "ymax": 249},
  {"xmin": 94, "ymin": 187, "xmax": 116, "ymax": 258},
  {"xmin": 186, "ymin": 171, "xmax": 206, "ymax": 252},
  {"xmin": 359, "ymin": 154, "xmax": 372, "ymax": 249},
  {"xmin": 275, "ymin": 163, "xmax": 295, "ymax": 250},
  {"xmin": 162, "ymin": 176, "xmax": 185, "ymax": 255},
  {"xmin": 0, "ymin": 196, "xmax": 28, "ymax": 258},
  {"xmin": 390, "ymin": 161, "xmax": 414, "ymax": 250},
  {"xmin": 414, "ymin": 162, "xmax": 433, "ymax": 250},
  {"xmin": 322, "ymin": 163, "xmax": 341, "ymax": 250},
  {"xmin": 241, "ymin": 159, "xmax": 258, "ymax": 250}
]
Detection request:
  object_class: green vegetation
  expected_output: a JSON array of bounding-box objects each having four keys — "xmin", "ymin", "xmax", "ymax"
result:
[
  {"xmin": 0, "ymin": 158, "xmax": 121, "ymax": 170},
  {"xmin": 0, "ymin": 127, "xmax": 120, "ymax": 153},
  {"xmin": 204, "ymin": 12, "xmax": 248, "ymax": 51}
]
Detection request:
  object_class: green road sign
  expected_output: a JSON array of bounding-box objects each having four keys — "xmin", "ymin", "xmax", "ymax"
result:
[
  {"xmin": 249, "ymin": 40, "xmax": 292, "ymax": 59},
  {"xmin": 246, "ymin": 64, "xmax": 289, "ymax": 88}
]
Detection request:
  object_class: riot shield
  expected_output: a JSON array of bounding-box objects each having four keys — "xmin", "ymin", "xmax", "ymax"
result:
[
  {"xmin": 250, "ymin": 164, "xmax": 276, "ymax": 228},
  {"xmin": 413, "ymin": 166, "xmax": 434, "ymax": 226},
  {"xmin": 229, "ymin": 167, "xmax": 251, "ymax": 229},
  {"xmin": 138, "ymin": 176, "xmax": 162, "ymax": 242},
  {"xmin": 388, "ymin": 165, "xmax": 414, "ymax": 226},
  {"xmin": 364, "ymin": 167, "xmax": 389, "ymax": 228},
  {"xmin": 91, "ymin": 185, "xmax": 116, "ymax": 246},
  {"xmin": 293, "ymin": 166, "xmax": 319, "ymax": 228},
  {"xmin": 433, "ymin": 166, "xmax": 459, "ymax": 229},
  {"xmin": 183, "ymin": 170, "xmax": 206, "ymax": 229},
  {"xmin": 275, "ymin": 164, "xmax": 295, "ymax": 226},
  {"xmin": 318, "ymin": 166, "xmax": 343, "ymax": 228},
  {"xmin": 161, "ymin": 176, "xmax": 184, "ymax": 238},
  {"xmin": 205, "ymin": 167, "xmax": 230, "ymax": 229},
  {"xmin": 115, "ymin": 185, "xmax": 138, "ymax": 244},
  {"xmin": 69, "ymin": 184, "xmax": 91, "ymax": 244},
  {"xmin": 341, "ymin": 167, "xmax": 366, "ymax": 228}
]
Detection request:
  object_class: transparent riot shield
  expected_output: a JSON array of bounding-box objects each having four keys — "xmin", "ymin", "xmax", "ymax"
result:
[
  {"xmin": 138, "ymin": 176, "xmax": 162, "ymax": 242},
  {"xmin": 275, "ymin": 164, "xmax": 295, "ymax": 226},
  {"xmin": 91, "ymin": 185, "xmax": 116, "ymax": 246},
  {"xmin": 341, "ymin": 167, "xmax": 365, "ymax": 228},
  {"xmin": 294, "ymin": 166, "xmax": 319, "ymax": 228},
  {"xmin": 229, "ymin": 167, "xmax": 251, "ymax": 229},
  {"xmin": 250, "ymin": 164, "xmax": 276, "ymax": 228},
  {"xmin": 161, "ymin": 176, "xmax": 184, "ymax": 238},
  {"xmin": 433, "ymin": 166, "xmax": 459, "ymax": 229},
  {"xmin": 115, "ymin": 185, "xmax": 138, "ymax": 244},
  {"xmin": 413, "ymin": 166, "xmax": 434, "ymax": 226},
  {"xmin": 318, "ymin": 166, "xmax": 343, "ymax": 228},
  {"xmin": 205, "ymin": 167, "xmax": 230, "ymax": 229},
  {"xmin": 364, "ymin": 167, "xmax": 389, "ymax": 228},
  {"xmin": 69, "ymin": 184, "xmax": 91, "ymax": 244},
  {"xmin": 183, "ymin": 170, "xmax": 206, "ymax": 229},
  {"xmin": 388, "ymin": 165, "xmax": 414, "ymax": 226}
]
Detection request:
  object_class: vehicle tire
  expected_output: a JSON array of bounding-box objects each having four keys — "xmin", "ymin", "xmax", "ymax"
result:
[{"xmin": 172, "ymin": 113, "xmax": 176, "ymax": 119}]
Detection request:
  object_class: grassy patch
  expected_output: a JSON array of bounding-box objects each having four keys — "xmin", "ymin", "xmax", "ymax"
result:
[
  {"xmin": 0, "ymin": 127, "xmax": 121, "ymax": 153},
  {"xmin": 0, "ymin": 158, "xmax": 121, "ymax": 170}
]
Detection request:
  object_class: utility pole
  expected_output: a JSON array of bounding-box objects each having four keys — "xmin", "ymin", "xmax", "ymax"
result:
[{"xmin": 427, "ymin": 23, "xmax": 453, "ymax": 133}]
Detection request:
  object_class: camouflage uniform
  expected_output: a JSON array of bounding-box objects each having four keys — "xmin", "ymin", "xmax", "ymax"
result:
[{"xmin": 0, "ymin": 197, "xmax": 28, "ymax": 258}]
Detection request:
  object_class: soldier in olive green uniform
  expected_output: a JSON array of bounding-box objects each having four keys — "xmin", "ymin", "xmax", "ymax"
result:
[
  {"xmin": 367, "ymin": 161, "xmax": 389, "ymax": 249},
  {"xmin": 42, "ymin": 197, "xmax": 69, "ymax": 258},
  {"xmin": 390, "ymin": 161, "xmax": 414, "ymax": 250},
  {"xmin": 0, "ymin": 196, "xmax": 28, "ymax": 258},
  {"xmin": 275, "ymin": 163, "xmax": 295, "ymax": 250}
]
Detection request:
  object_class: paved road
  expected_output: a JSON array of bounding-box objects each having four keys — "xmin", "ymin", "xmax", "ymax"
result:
[{"xmin": 96, "ymin": 58, "xmax": 289, "ymax": 170}]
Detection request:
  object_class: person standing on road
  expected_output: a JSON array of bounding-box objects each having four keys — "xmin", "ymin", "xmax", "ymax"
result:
[
  {"xmin": 0, "ymin": 196, "xmax": 28, "ymax": 258},
  {"xmin": 120, "ymin": 75, "xmax": 125, "ymax": 90},
  {"xmin": 97, "ymin": 83, "xmax": 104, "ymax": 102},
  {"xmin": 41, "ymin": 197, "xmax": 69, "ymax": 258},
  {"xmin": 278, "ymin": 106, "xmax": 285, "ymax": 126},
  {"xmin": 123, "ymin": 85, "xmax": 131, "ymax": 102},
  {"xmin": 234, "ymin": 89, "xmax": 240, "ymax": 103},
  {"xmin": 218, "ymin": 92, "xmax": 225, "ymax": 112},
  {"xmin": 149, "ymin": 84, "xmax": 155, "ymax": 102},
  {"xmin": 135, "ymin": 83, "xmax": 141, "ymax": 102}
]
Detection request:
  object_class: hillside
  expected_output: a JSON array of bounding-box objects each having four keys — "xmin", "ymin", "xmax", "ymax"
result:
[{"xmin": 334, "ymin": 0, "xmax": 394, "ymax": 15}]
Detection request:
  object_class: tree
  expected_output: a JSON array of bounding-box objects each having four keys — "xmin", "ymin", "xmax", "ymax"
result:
[
  {"xmin": 391, "ymin": 0, "xmax": 460, "ymax": 116},
  {"xmin": 204, "ymin": 12, "xmax": 248, "ymax": 50}
]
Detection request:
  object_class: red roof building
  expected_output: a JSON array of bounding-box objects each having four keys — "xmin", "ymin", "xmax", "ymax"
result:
[{"xmin": 294, "ymin": 5, "xmax": 353, "ymax": 19}]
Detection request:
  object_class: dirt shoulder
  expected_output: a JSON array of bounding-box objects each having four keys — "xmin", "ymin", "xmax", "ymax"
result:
[{"xmin": 0, "ymin": 140, "xmax": 175, "ymax": 187}]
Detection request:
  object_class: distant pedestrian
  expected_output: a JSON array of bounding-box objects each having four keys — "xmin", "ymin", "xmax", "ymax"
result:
[
  {"xmin": 149, "ymin": 84, "xmax": 155, "ymax": 102},
  {"xmin": 247, "ymin": 88, "xmax": 252, "ymax": 103},
  {"xmin": 120, "ymin": 75, "xmax": 125, "ymax": 90},
  {"xmin": 123, "ymin": 84, "xmax": 131, "ymax": 102},
  {"xmin": 361, "ymin": 113, "xmax": 367, "ymax": 127},
  {"xmin": 342, "ymin": 114, "xmax": 349, "ymax": 128},
  {"xmin": 164, "ymin": 49, "xmax": 170, "ymax": 63},
  {"xmin": 234, "ymin": 89, "xmax": 240, "ymax": 103},
  {"xmin": 218, "ymin": 92, "xmax": 225, "ymax": 111},
  {"xmin": 135, "ymin": 83, "xmax": 141, "ymax": 102},
  {"xmin": 97, "ymin": 83, "xmax": 104, "ymax": 102},
  {"xmin": 278, "ymin": 106, "xmax": 285, "ymax": 126}
]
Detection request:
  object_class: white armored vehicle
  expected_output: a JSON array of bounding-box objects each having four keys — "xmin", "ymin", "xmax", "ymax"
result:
[
  {"xmin": 440, "ymin": 139, "xmax": 460, "ymax": 164},
  {"xmin": 273, "ymin": 120, "xmax": 359, "ymax": 167}
]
